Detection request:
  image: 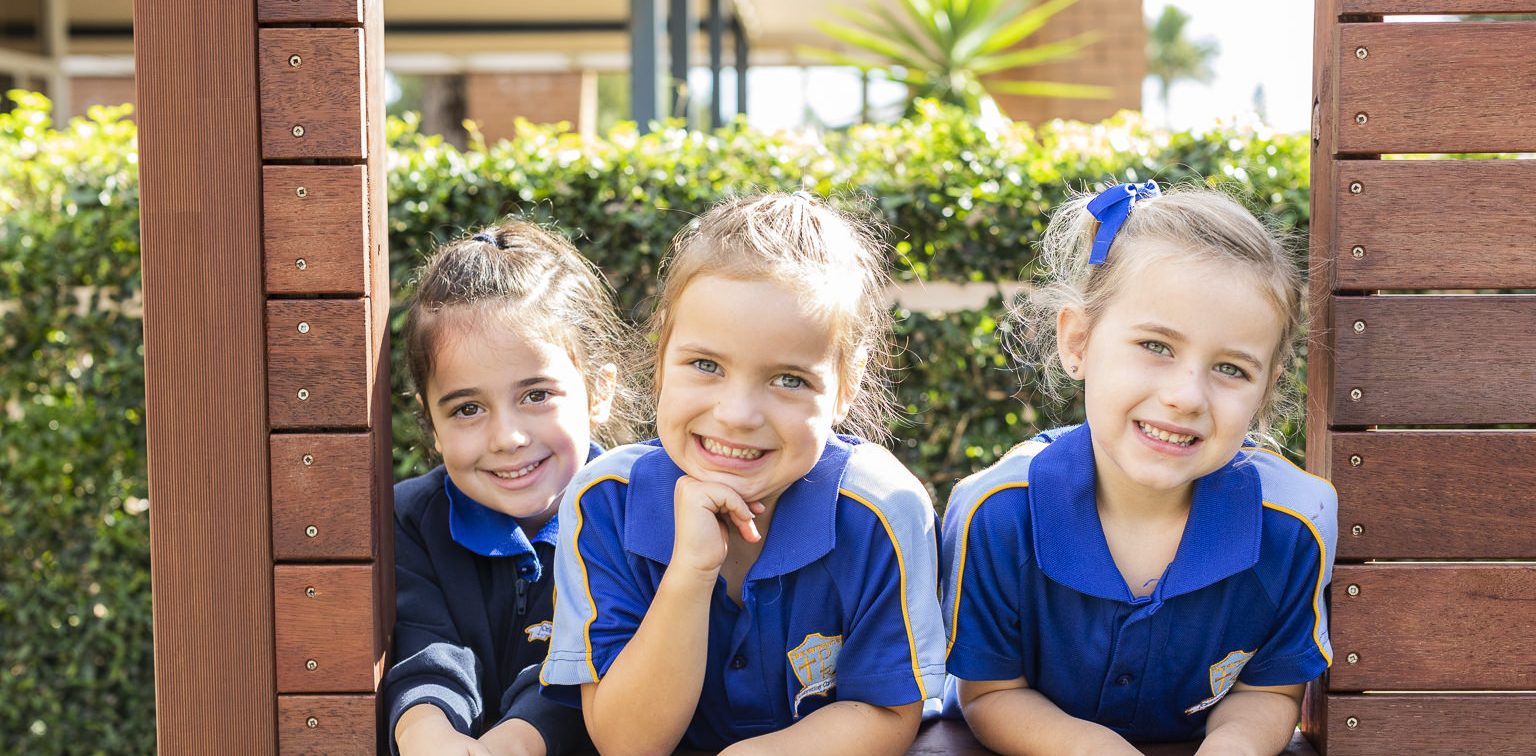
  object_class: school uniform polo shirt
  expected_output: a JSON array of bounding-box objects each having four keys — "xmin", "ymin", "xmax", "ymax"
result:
[
  {"xmin": 542, "ymin": 436, "xmax": 947, "ymax": 750},
  {"xmin": 942, "ymin": 424, "xmax": 1336, "ymax": 742}
]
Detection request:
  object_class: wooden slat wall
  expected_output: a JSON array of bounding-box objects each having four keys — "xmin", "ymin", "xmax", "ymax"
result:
[
  {"xmin": 138, "ymin": 1, "xmax": 391, "ymax": 753},
  {"xmin": 1309, "ymin": 4, "xmax": 1536, "ymax": 753}
]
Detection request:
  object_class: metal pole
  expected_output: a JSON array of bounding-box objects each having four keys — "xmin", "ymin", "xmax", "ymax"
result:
[
  {"xmin": 707, "ymin": 0, "xmax": 723, "ymax": 128},
  {"xmin": 733, "ymin": 14, "xmax": 748, "ymax": 120},
  {"xmin": 668, "ymin": 0, "xmax": 693, "ymax": 120},
  {"xmin": 630, "ymin": 0, "xmax": 664, "ymax": 131},
  {"xmin": 45, "ymin": 0, "xmax": 69, "ymax": 114}
]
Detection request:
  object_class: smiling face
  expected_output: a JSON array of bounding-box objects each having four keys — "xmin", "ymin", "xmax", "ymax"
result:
[
  {"xmin": 425, "ymin": 314, "xmax": 612, "ymax": 530},
  {"xmin": 1059, "ymin": 245, "xmax": 1284, "ymax": 508},
  {"xmin": 656, "ymin": 275, "xmax": 850, "ymax": 508}
]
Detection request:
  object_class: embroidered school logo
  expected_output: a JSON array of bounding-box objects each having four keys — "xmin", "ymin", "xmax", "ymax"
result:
[
  {"xmin": 1184, "ymin": 649, "xmax": 1255, "ymax": 715},
  {"xmin": 524, "ymin": 621, "xmax": 553, "ymax": 643},
  {"xmin": 788, "ymin": 633, "xmax": 843, "ymax": 717}
]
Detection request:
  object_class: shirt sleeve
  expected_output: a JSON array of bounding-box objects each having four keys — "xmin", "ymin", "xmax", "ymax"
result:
[
  {"xmin": 833, "ymin": 475, "xmax": 947, "ymax": 707},
  {"xmin": 541, "ymin": 475, "xmax": 652, "ymax": 695},
  {"xmin": 497, "ymin": 662, "xmax": 592, "ymax": 755},
  {"xmin": 383, "ymin": 506, "xmax": 482, "ymax": 750},
  {"xmin": 1240, "ymin": 512, "xmax": 1335, "ymax": 686},
  {"xmin": 942, "ymin": 485, "xmax": 1029, "ymax": 681}
]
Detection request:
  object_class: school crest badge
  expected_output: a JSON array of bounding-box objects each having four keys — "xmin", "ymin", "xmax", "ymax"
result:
[
  {"xmin": 788, "ymin": 633, "xmax": 843, "ymax": 718},
  {"xmin": 524, "ymin": 621, "xmax": 553, "ymax": 643},
  {"xmin": 1184, "ymin": 649, "xmax": 1254, "ymax": 715}
]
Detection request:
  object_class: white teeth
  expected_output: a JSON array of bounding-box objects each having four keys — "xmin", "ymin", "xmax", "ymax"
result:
[
  {"xmin": 702, "ymin": 437, "xmax": 764, "ymax": 460},
  {"xmin": 1139, "ymin": 422, "xmax": 1196, "ymax": 446},
  {"xmin": 491, "ymin": 460, "xmax": 541, "ymax": 479}
]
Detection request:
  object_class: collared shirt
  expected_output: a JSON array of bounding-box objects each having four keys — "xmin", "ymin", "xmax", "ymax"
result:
[
  {"xmin": 542, "ymin": 436, "xmax": 947, "ymax": 750},
  {"xmin": 942, "ymin": 424, "xmax": 1336, "ymax": 742},
  {"xmin": 447, "ymin": 473, "xmax": 562, "ymax": 580}
]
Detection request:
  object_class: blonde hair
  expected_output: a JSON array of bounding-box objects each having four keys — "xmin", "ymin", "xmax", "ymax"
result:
[
  {"xmin": 650, "ymin": 192, "xmax": 896, "ymax": 441},
  {"xmin": 403, "ymin": 220, "xmax": 647, "ymax": 450},
  {"xmin": 1010, "ymin": 184, "xmax": 1305, "ymax": 445}
]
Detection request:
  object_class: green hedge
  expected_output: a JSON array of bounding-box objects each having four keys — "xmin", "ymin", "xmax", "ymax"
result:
[{"xmin": 1, "ymin": 90, "xmax": 1309, "ymax": 753}]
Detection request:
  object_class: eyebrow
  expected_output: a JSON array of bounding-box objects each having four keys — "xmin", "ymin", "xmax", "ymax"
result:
[
  {"xmin": 674, "ymin": 342, "xmax": 822, "ymax": 376},
  {"xmin": 1134, "ymin": 323, "xmax": 1266, "ymax": 370},
  {"xmin": 434, "ymin": 376, "xmax": 554, "ymax": 407}
]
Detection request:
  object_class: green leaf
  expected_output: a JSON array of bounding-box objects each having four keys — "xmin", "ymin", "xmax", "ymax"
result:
[
  {"xmin": 975, "ymin": 0, "xmax": 1082, "ymax": 57},
  {"xmin": 989, "ymin": 79, "xmax": 1114, "ymax": 98},
  {"xmin": 971, "ymin": 32, "xmax": 1100, "ymax": 76},
  {"xmin": 812, "ymin": 19, "xmax": 932, "ymax": 69}
]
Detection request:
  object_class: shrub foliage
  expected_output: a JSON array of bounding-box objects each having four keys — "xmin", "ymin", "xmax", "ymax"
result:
[{"xmin": 1, "ymin": 91, "xmax": 1308, "ymax": 752}]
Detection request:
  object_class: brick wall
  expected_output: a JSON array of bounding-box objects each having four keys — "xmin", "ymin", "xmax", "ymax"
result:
[
  {"xmin": 464, "ymin": 71, "xmax": 594, "ymax": 144},
  {"xmin": 990, "ymin": 0, "xmax": 1144, "ymax": 125},
  {"xmin": 68, "ymin": 76, "xmax": 137, "ymax": 119}
]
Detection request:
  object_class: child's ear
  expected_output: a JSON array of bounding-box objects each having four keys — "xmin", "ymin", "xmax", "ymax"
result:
[
  {"xmin": 588, "ymin": 363, "xmax": 618, "ymax": 426},
  {"xmin": 1056, "ymin": 306, "xmax": 1090, "ymax": 380},
  {"xmin": 834, "ymin": 348, "xmax": 869, "ymax": 423},
  {"xmin": 417, "ymin": 393, "xmax": 443, "ymax": 456}
]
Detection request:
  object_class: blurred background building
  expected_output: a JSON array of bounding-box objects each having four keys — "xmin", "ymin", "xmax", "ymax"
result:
[{"xmin": 2, "ymin": 0, "xmax": 1144, "ymax": 141}]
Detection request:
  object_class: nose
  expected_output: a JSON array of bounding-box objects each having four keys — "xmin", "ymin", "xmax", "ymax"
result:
[
  {"xmin": 489, "ymin": 412, "xmax": 531, "ymax": 452},
  {"xmin": 1160, "ymin": 366, "xmax": 1209, "ymax": 415},
  {"xmin": 713, "ymin": 382, "xmax": 765, "ymax": 430}
]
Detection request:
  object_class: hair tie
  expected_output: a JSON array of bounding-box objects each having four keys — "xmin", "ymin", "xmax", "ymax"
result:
[
  {"xmin": 791, "ymin": 190, "xmax": 815, "ymax": 203},
  {"xmin": 471, "ymin": 231, "xmax": 498, "ymax": 247},
  {"xmin": 1086, "ymin": 180, "xmax": 1161, "ymax": 265}
]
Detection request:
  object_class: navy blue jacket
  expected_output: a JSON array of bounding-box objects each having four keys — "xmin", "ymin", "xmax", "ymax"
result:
[{"xmin": 383, "ymin": 465, "xmax": 588, "ymax": 754}]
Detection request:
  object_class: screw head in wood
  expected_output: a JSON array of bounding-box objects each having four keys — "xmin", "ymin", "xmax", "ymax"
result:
[
  {"xmin": 1355, "ymin": 47, "xmax": 1368, "ymax": 60},
  {"xmin": 305, "ymin": 525, "xmax": 318, "ymax": 538},
  {"xmin": 291, "ymin": 124, "xmax": 305, "ymax": 138},
  {"xmin": 295, "ymin": 258, "xmax": 307, "ymax": 271},
  {"xmin": 1347, "ymin": 652, "xmax": 1360, "ymax": 664},
  {"xmin": 1346, "ymin": 584, "xmax": 1360, "ymax": 596},
  {"xmin": 1349, "ymin": 181, "xmax": 1363, "ymax": 195},
  {"xmin": 1355, "ymin": 112, "xmax": 1368, "ymax": 125},
  {"xmin": 1350, "ymin": 454, "xmax": 1362, "ymax": 467},
  {"xmin": 295, "ymin": 186, "xmax": 308, "ymax": 198},
  {"xmin": 298, "ymin": 388, "xmax": 310, "ymax": 401},
  {"xmin": 305, "ymin": 586, "xmax": 317, "ymax": 598},
  {"xmin": 302, "ymin": 453, "xmax": 314, "ymax": 466},
  {"xmin": 1353, "ymin": 320, "xmax": 1366, "ymax": 334},
  {"xmin": 289, "ymin": 54, "xmax": 302, "ymax": 67},
  {"xmin": 1346, "ymin": 716, "xmax": 1359, "ymax": 729},
  {"xmin": 306, "ymin": 717, "xmax": 319, "ymax": 728},
  {"xmin": 1349, "ymin": 388, "xmax": 1363, "ymax": 401},
  {"xmin": 1351, "ymin": 245, "xmax": 1365, "ymax": 259},
  {"xmin": 305, "ymin": 659, "xmax": 318, "ymax": 671},
  {"xmin": 1351, "ymin": 523, "xmax": 1364, "ymax": 536},
  {"xmin": 297, "ymin": 321, "xmax": 310, "ymax": 334}
]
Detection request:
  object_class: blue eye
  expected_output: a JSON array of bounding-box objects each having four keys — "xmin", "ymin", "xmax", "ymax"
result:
[
  {"xmin": 691, "ymin": 358, "xmax": 721, "ymax": 374},
  {"xmin": 1216, "ymin": 363, "xmax": 1252, "ymax": 380},
  {"xmin": 774, "ymin": 374, "xmax": 806, "ymax": 390}
]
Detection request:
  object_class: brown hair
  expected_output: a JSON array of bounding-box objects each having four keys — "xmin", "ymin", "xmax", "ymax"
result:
[
  {"xmin": 1011, "ymin": 184, "xmax": 1305, "ymax": 445},
  {"xmin": 402, "ymin": 220, "xmax": 646, "ymax": 451},
  {"xmin": 649, "ymin": 192, "xmax": 896, "ymax": 441}
]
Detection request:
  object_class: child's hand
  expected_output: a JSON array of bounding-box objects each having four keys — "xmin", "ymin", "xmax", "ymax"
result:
[
  {"xmin": 478, "ymin": 718, "xmax": 546, "ymax": 756},
  {"xmin": 396, "ymin": 705, "xmax": 493, "ymax": 756},
  {"xmin": 671, "ymin": 475, "xmax": 764, "ymax": 575}
]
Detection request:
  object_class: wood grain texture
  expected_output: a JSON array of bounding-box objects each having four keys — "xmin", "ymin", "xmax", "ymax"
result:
[
  {"xmin": 1338, "ymin": 23, "xmax": 1536, "ymax": 154},
  {"xmin": 133, "ymin": 0, "xmax": 277, "ymax": 751},
  {"xmin": 277, "ymin": 695, "xmax": 375, "ymax": 755},
  {"xmin": 270, "ymin": 433, "xmax": 375, "ymax": 561},
  {"xmin": 274, "ymin": 564, "xmax": 380, "ymax": 693},
  {"xmin": 258, "ymin": 0, "xmax": 364, "ymax": 24},
  {"xmin": 1335, "ymin": 160, "xmax": 1536, "ymax": 290},
  {"xmin": 1343, "ymin": 0, "xmax": 1536, "ymax": 12},
  {"xmin": 258, "ymin": 28, "xmax": 366, "ymax": 160},
  {"xmin": 267, "ymin": 299, "xmax": 372, "ymax": 430},
  {"xmin": 1326, "ymin": 695, "xmax": 1536, "ymax": 755},
  {"xmin": 1331, "ymin": 296, "xmax": 1536, "ymax": 426},
  {"xmin": 263, "ymin": 165, "xmax": 368, "ymax": 296},
  {"xmin": 1329, "ymin": 564, "xmax": 1536, "ymax": 691},
  {"xmin": 1331, "ymin": 431, "xmax": 1536, "ymax": 559}
]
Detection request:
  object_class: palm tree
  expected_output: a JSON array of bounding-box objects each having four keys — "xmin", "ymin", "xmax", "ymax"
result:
[
  {"xmin": 805, "ymin": 0, "xmax": 1110, "ymax": 115},
  {"xmin": 1145, "ymin": 5, "xmax": 1218, "ymax": 123}
]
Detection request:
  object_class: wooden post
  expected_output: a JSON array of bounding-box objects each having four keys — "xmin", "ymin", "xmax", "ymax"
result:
[{"xmin": 136, "ymin": 0, "xmax": 392, "ymax": 752}]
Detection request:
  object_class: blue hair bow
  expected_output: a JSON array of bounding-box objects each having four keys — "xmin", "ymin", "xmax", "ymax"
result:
[{"xmin": 1086, "ymin": 180, "xmax": 1161, "ymax": 265}]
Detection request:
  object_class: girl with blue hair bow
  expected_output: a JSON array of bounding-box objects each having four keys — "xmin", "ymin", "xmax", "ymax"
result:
[{"xmin": 942, "ymin": 182, "xmax": 1337, "ymax": 754}]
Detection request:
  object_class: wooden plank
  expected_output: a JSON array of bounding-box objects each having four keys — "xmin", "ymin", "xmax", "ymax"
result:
[
  {"xmin": 1343, "ymin": 0, "xmax": 1536, "ymax": 12},
  {"xmin": 263, "ymin": 165, "xmax": 368, "ymax": 296},
  {"xmin": 1326, "ymin": 695, "xmax": 1536, "ymax": 755},
  {"xmin": 1332, "ymin": 431, "xmax": 1536, "ymax": 559},
  {"xmin": 1329, "ymin": 564, "xmax": 1536, "ymax": 691},
  {"xmin": 266, "ymin": 299, "xmax": 373, "ymax": 430},
  {"xmin": 258, "ymin": 28, "xmax": 366, "ymax": 160},
  {"xmin": 274, "ymin": 565, "xmax": 381, "ymax": 693},
  {"xmin": 258, "ymin": 0, "xmax": 364, "ymax": 24},
  {"xmin": 1331, "ymin": 296, "xmax": 1536, "ymax": 426},
  {"xmin": 270, "ymin": 434, "xmax": 375, "ymax": 561},
  {"xmin": 277, "ymin": 695, "xmax": 375, "ymax": 755},
  {"xmin": 133, "ymin": 0, "xmax": 277, "ymax": 751},
  {"xmin": 1338, "ymin": 23, "xmax": 1536, "ymax": 154},
  {"xmin": 1335, "ymin": 160, "xmax": 1536, "ymax": 290}
]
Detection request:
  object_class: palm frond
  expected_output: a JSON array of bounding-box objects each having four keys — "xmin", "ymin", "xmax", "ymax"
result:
[
  {"xmin": 989, "ymin": 79, "xmax": 1113, "ymax": 99},
  {"xmin": 971, "ymin": 32, "xmax": 1100, "ymax": 76}
]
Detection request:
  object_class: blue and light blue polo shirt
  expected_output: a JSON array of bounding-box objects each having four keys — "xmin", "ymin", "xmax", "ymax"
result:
[
  {"xmin": 942, "ymin": 424, "xmax": 1336, "ymax": 742},
  {"xmin": 542, "ymin": 436, "xmax": 947, "ymax": 749}
]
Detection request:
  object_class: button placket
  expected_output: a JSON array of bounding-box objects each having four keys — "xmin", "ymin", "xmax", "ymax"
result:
[{"xmin": 1095, "ymin": 605, "xmax": 1153, "ymax": 728}]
